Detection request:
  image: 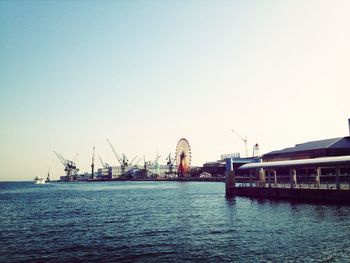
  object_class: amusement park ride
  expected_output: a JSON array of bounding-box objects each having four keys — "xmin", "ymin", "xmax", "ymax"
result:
[{"xmin": 175, "ymin": 138, "xmax": 192, "ymax": 177}]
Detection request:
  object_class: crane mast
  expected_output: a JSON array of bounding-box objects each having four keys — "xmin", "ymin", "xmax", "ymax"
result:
[{"xmin": 91, "ymin": 146, "xmax": 95, "ymax": 179}]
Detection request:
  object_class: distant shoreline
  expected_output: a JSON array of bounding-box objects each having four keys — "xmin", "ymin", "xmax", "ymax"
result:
[
  {"xmin": 60, "ymin": 178, "xmax": 226, "ymax": 183},
  {"xmin": 0, "ymin": 178, "xmax": 225, "ymax": 183}
]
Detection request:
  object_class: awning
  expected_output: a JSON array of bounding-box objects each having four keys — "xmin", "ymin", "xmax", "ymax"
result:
[{"xmin": 238, "ymin": 155, "xmax": 350, "ymax": 170}]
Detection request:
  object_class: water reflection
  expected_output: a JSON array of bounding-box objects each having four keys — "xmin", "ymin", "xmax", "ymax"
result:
[{"xmin": 224, "ymin": 196, "xmax": 236, "ymax": 207}]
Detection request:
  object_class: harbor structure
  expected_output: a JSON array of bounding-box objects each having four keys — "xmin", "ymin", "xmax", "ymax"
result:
[
  {"xmin": 263, "ymin": 136, "xmax": 350, "ymax": 162},
  {"xmin": 54, "ymin": 151, "xmax": 79, "ymax": 181},
  {"xmin": 226, "ymin": 155, "xmax": 350, "ymax": 203},
  {"xmin": 225, "ymin": 121, "xmax": 350, "ymax": 203}
]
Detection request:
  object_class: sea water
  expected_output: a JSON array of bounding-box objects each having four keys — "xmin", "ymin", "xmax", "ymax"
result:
[{"xmin": 0, "ymin": 181, "xmax": 349, "ymax": 262}]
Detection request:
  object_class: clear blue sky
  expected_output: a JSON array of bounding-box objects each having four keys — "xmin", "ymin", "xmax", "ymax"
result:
[{"xmin": 1, "ymin": 0, "xmax": 349, "ymax": 181}]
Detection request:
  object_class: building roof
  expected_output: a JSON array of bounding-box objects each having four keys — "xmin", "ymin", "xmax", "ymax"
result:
[
  {"xmin": 239, "ymin": 155, "xmax": 350, "ymax": 170},
  {"xmin": 329, "ymin": 136, "xmax": 350, "ymax": 149},
  {"xmin": 263, "ymin": 136, "xmax": 350, "ymax": 157}
]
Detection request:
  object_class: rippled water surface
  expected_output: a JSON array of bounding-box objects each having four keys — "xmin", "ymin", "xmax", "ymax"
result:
[{"xmin": 1, "ymin": 181, "xmax": 349, "ymax": 262}]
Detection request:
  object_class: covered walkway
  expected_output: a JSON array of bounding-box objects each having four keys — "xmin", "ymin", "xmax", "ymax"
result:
[{"xmin": 236, "ymin": 155, "xmax": 350, "ymax": 190}]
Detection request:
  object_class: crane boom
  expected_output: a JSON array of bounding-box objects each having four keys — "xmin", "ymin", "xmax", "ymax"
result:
[
  {"xmin": 231, "ymin": 129, "xmax": 246, "ymax": 142},
  {"xmin": 154, "ymin": 155, "xmax": 161, "ymax": 165},
  {"xmin": 129, "ymin": 156, "xmax": 138, "ymax": 166},
  {"xmin": 107, "ymin": 139, "xmax": 122, "ymax": 166},
  {"xmin": 97, "ymin": 155, "xmax": 107, "ymax": 168},
  {"xmin": 135, "ymin": 157, "xmax": 142, "ymax": 165},
  {"xmin": 54, "ymin": 151, "xmax": 66, "ymax": 166},
  {"xmin": 58, "ymin": 153, "xmax": 66, "ymax": 163},
  {"xmin": 98, "ymin": 155, "xmax": 104, "ymax": 167},
  {"xmin": 231, "ymin": 129, "xmax": 248, "ymax": 157},
  {"xmin": 73, "ymin": 153, "xmax": 79, "ymax": 163},
  {"xmin": 98, "ymin": 155, "xmax": 109, "ymax": 169}
]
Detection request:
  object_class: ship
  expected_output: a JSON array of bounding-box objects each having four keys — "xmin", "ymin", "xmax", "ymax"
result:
[{"xmin": 34, "ymin": 176, "xmax": 46, "ymax": 184}]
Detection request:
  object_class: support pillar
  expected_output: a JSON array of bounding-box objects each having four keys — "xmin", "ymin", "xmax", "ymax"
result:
[
  {"xmin": 249, "ymin": 170, "xmax": 253, "ymax": 187},
  {"xmin": 315, "ymin": 167, "xmax": 321, "ymax": 189},
  {"xmin": 268, "ymin": 169, "xmax": 271, "ymax": 188},
  {"xmin": 225, "ymin": 158, "xmax": 235, "ymax": 196},
  {"xmin": 273, "ymin": 170, "xmax": 277, "ymax": 187},
  {"xmin": 336, "ymin": 165, "xmax": 341, "ymax": 190},
  {"xmin": 259, "ymin": 168, "xmax": 266, "ymax": 187},
  {"xmin": 290, "ymin": 169, "xmax": 297, "ymax": 189}
]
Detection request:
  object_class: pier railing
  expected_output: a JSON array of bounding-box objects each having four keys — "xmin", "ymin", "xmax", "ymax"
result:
[
  {"xmin": 225, "ymin": 156, "xmax": 350, "ymax": 203},
  {"xmin": 235, "ymin": 182, "xmax": 350, "ymax": 190}
]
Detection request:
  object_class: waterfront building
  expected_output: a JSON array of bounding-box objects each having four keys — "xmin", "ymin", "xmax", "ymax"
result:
[
  {"xmin": 201, "ymin": 161, "xmax": 226, "ymax": 177},
  {"xmin": 263, "ymin": 136, "xmax": 350, "ymax": 162},
  {"xmin": 253, "ymin": 136, "xmax": 350, "ymax": 184},
  {"xmin": 201, "ymin": 156, "xmax": 260, "ymax": 178},
  {"xmin": 225, "ymin": 121, "xmax": 350, "ymax": 203}
]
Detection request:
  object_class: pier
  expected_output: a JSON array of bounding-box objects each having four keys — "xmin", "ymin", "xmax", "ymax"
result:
[{"xmin": 225, "ymin": 156, "xmax": 350, "ymax": 204}]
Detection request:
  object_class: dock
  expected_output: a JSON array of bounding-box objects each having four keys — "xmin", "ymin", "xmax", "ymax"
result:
[{"xmin": 225, "ymin": 155, "xmax": 350, "ymax": 204}]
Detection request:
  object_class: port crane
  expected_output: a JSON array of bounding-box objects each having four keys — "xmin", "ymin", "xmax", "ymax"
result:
[
  {"xmin": 141, "ymin": 153, "xmax": 161, "ymax": 177},
  {"xmin": 54, "ymin": 151, "xmax": 79, "ymax": 180},
  {"xmin": 121, "ymin": 154, "xmax": 129, "ymax": 167},
  {"xmin": 129, "ymin": 155, "xmax": 138, "ymax": 166},
  {"xmin": 153, "ymin": 154, "xmax": 161, "ymax": 167},
  {"xmin": 73, "ymin": 153, "xmax": 79, "ymax": 163},
  {"xmin": 143, "ymin": 154, "xmax": 160, "ymax": 168},
  {"xmin": 149, "ymin": 151, "xmax": 162, "ymax": 176},
  {"xmin": 134, "ymin": 157, "xmax": 142, "ymax": 166},
  {"xmin": 231, "ymin": 129, "xmax": 248, "ymax": 157},
  {"xmin": 143, "ymin": 159, "xmax": 151, "ymax": 168},
  {"xmin": 166, "ymin": 153, "xmax": 175, "ymax": 174},
  {"xmin": 141, "ymin": 155, "xmax": 151, "ymax": 177},
  {"xmin": 107, "ymin": 139, "xmax": 130, "ymax": 175},
  {"xmin": 98, "ymin": 155, "xmax": 109, "ymax": 169},
  {"xmin": 107, "ymin": 139, "xmax": 122, "ymax": 166}
]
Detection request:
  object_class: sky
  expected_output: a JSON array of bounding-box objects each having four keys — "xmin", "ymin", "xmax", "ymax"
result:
[{"xmin": 1, "ymin": 0, "xmax": 349, "ymax": 181}]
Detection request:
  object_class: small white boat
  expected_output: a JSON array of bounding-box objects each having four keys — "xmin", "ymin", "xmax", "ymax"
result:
[{"xmin": 34, "ymin": 177, "xmax": 46, "ymax": 184}]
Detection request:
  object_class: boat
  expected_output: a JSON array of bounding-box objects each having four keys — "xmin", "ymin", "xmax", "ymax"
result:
[{"xmin": 34, "ymin": 176, "xmax": 46, "ymax": 184}]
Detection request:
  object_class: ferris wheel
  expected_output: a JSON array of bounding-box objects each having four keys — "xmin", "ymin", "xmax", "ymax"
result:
[{"xmin": 175, "ymin": 138, "xmax": 191, "ymax": 176}]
